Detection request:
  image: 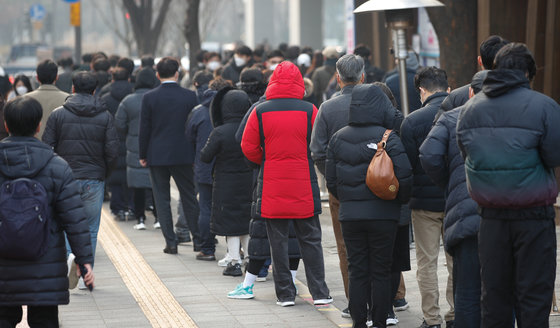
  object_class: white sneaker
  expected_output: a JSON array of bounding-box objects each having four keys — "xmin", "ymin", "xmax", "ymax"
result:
[
  {"xmin": 386, "ymin": 314, "xmax": 399, "ymax": 325},
  {"xmin": 218, "ymin": 255, "xmax": 232, "ymax": 267},
  {"xmin": 256, "ymin": 276, "xmax": 267, "ymax": 282},
  {"xmin": 313, "ymin": 296, "xmax": 333, "ymax": 305},
  {"xmin": 78, "ymin": 277, "xmax": 88, "ymax": 290},
  {"xmin": 276, "ymin": 300, "xmax": 295, "ymax": 307},
  {"xmin": 134, "ymin": 222, "xmax": 146, "ymax": 230},
  {"xmin": 67, "ymin": 253, "xmax": 78, "ymax": 289},
  {"xmin": 153, "ymin": 221, "xmax": 161, "ymax": 229}
]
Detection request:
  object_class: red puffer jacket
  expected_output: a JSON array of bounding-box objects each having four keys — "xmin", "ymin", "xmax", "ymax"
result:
[{"xmin": 241, "ymin": 61, "xmax": 321, "ymax": 219}]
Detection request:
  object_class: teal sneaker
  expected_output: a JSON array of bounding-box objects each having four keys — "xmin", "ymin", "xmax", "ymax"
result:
[{"xmin": 227, "ymin": 283, "xmax": 254, "ymax": 299}]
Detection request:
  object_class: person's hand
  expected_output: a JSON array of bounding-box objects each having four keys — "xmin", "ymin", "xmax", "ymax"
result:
[
  {"xmin": 139, "ymin": 159, "xmax": 147, "ymax": 167},
  {"xmin": 77, "ymin": 263, "xmax": 95, "ymax": 289}
]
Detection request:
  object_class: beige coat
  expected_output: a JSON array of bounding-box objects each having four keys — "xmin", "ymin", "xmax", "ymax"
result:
[{"xmin": 25, "ymin": 85, "xmax": 69, "ymax": 138}]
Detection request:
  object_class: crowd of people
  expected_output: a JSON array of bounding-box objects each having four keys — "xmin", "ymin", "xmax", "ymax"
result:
[{"xmin": 0, "ymin": 35, "xmax": 558, "ymax": 328}]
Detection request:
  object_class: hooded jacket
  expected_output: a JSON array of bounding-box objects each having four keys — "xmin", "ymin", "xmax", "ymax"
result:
[
  {"xmin": 241, "ymin": 61, "xmax": 321, "ymax": 219},
  {"xmin": 457, "ymin": 69, "xmax": 560, "ymax": 219},
  {"xmin": 222, "ymin": 57, "xmax": 253, "ymax": 85},
  {"xmin": 102, "ymin": 80, "xmax": 134, "ymax": 185},
  {"xmin": 383, "ymin": 54, "xmax": 422, "ymax": 113},
  {"xmin": 42, "ymin": 93, "xmax": 119, "ymax": 180},
  {"xmin": 400, "ymin": 92, "xmax": 448, "ymax": 212},
  {"xmin": 200, "ymin": 88, "xmax": 253, "ymax": 235},
  {"xmin": 326, "ymin": 84, "xmax": 412, "ymax": 221},
  {"xmin": 0, "ymin": 137, "xmax": 92, "ymax": 306},
  {"xmin": 187, "ymin": 88, "xmax": 216, "ymax": 185}
]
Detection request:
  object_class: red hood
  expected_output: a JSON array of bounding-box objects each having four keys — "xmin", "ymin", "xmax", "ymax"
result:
[{"xmin": 265, "ymin": 61, "xmax": 305, "ymax": 100}]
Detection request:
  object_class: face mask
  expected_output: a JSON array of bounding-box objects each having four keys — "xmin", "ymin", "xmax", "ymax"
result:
[
  {"xmin": 234, "ymin": 55, "xmax": 246, "ymax": 67},
  {"xmin": 269, "ymin": 63, "xmax": 278, "ymax": 71},
  {"xmin": 16, "ymin": 86, "xmax": 28, "ymax": 95},
  {"xmin": 207, "ymin": 61, "xmax": 221, "ymax": 71}
]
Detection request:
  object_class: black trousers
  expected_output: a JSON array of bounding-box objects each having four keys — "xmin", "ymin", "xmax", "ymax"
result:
[
  {"xmin": 0, "ymin": 306, "xmax": 58, "ymax": 328},
  {"xmin": 479, "ymin": 218, "xmax": 556, "ymax": 328},
  {"xmin": 341, "ymin": 220, "xmax": 397, "ymax": 328},
  {"xmin": 149, "ymin": 165, "xmax": 200, "ymax": 248}
]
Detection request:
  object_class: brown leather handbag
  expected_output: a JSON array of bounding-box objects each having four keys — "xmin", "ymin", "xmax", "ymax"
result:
[{"xmin": 366, "ymin": 129, "xmax": 399, "ymax": 200}]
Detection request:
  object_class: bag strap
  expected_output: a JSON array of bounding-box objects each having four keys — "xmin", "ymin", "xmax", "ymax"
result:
[{"xmin": 379, "ymin": 129, "xmax": 392, "ymax": 149}]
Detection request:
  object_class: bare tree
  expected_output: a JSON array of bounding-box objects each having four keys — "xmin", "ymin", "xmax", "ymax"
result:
[
  {"xmin": 426, "ymin": 1, "xmax": 478, "ymax": 88},
  {"xmin": 122, "ymin": 0, "xmax": 173, "ymax": 56},
  {"xmin": 92, "ymin": 1, "xmax": 135, "ymax": 56},
  {"xmin": 184, "ymin": 0, "xmax": 201, "ymax": 70}
]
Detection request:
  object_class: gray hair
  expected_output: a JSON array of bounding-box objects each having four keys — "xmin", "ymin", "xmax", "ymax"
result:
[{"xmin": 336, "ymin": 54, "xmax": 364, "ymax": 84}]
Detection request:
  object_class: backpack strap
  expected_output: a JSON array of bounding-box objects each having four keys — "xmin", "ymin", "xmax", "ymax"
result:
[{"xmin": 380, "ymin": 129, "xmax": 392, "ymax": 149}]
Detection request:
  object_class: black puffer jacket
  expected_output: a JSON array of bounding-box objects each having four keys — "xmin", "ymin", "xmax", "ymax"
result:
[
  {"xmin": 42, "ymin": 93, "xmax": 119, "ymax": 180},
  {"xmin": 200, "ymin": 88, "xmax": 253, "ymax": 236},
  {"xmin": 457, "ymin": 69, "xmax": 560, "ymax": 219},
  {"xmin": 419, "ymin": 108, "xmax": 480, "ymax": 254},
  {"xmin": 400, "ymin": 92, "xmax": 448, "ymax": 212},
  {"xmin": 187, "ymin": 89, "xmax": 216, "ymax": 185},
  {"xmin": 102, "ymin": 81, "xmax": 133, "ymax": 185},
  {"xmin": 115, "ymin": 89, "xmax": 152, "ymax": 189},
  {"xmin": 326, "ymin": 84, "xmax": 413, "ymax": 221},
  {"xmin": 0, "ymin": 137, "xmax": 92, "ymax": 306}
]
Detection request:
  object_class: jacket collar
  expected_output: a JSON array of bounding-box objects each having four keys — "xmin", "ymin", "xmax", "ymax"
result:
[{"xmin": 422, "ymin": 91, "xmax": 449, "ymax": 107}]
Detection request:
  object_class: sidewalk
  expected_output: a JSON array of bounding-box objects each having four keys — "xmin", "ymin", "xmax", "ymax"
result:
[{"xmin": 16, "ymin": 196, "xmax": 560, "ymax": 327}]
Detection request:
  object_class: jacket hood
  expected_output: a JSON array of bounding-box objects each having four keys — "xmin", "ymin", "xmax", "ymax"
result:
[
  {"xmin": 109, "ymin": 80, "xmax": 133, "ymax": 102},
  {"xmin": 265, "ymin": 61, "xmax": 305, "ymax": 100},
  {"xmin": 0, "ymin": 137, "xmax": 54, "ymax": 178},
  {"xmin": 348, "ymin": 84, "xmax": 396, "ymax": 126},
  {"xmin": 200, "ymin": 89, "xmax": 217, "ymax": 108},
  {"xmin": 482, "ymin": 69, "xmax": 530, "ymax": 98},
  {"xmin": 64, "ymin": 93, "xmax": 108, "ymax": 117},
  {"xmin": 210, "ymin": 87, "xmax": 251, "ymax": 127}
]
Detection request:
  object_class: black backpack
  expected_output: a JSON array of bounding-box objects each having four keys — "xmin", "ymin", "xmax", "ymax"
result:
[{"xmin": 0, "ymin": 177, "xmax": 51, "ymax": 261}]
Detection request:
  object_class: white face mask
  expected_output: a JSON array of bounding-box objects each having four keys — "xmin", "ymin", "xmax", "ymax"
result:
[
  {"xmin": 234, "ymin": 55, "xmax": 246, "ymax": 67},
  {"xmin": 269, "ymin": 63, "xmax": 278, "ymax": 71},
  {"xmin": 207, "ymin": 61, "xmax": 221, "ymax": 71},
  {"xmin": 16, "ymin": 86, "xmax": 28, "ymax": 95}
]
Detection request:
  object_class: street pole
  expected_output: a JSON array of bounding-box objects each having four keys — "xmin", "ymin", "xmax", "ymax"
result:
[{"xmin": 75, "ymin": 25, "xmax": 81, "ymax": 64}]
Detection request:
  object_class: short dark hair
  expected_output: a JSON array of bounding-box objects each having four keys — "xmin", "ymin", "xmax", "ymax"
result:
[
  {"xmin": 108, "ymin": 54, "xmax": 120, "ymax": 67},
  {"xmin": 141, "ymin": 55, "xmax": 155, "ymax": 68},
  {"xmin": 235, "ymin": 45, "xmax": 252, "ymax": 57},
  {"xmin": 82, "ymin": 53, "xmax": 93, "ymax": 64},
  {"xmin": 92, "ymin": 58, "xmax": 110, "ymax": 72},
  {"xmin": 36, "ymin": 59, "xmax": 58, "ymax": 84},
  {"xmin": 286, "ymin": 46, "xmax": 300, "ymax": 61},
  {"xmin": 57, "ymin": 57, "xmax": 73, "ymax": 69},
  {"xmin": 353, "ymin": 44, "xmax": 371, "ymax": 59},
  {"xmin": 117, "ymin": 57, "xmax": 135, "ymax": 76},
  {"xmin": 4, "ymin": 97, "xmax": 42, "ymax": 136},
  {"xmin": 209, "ymin": 77, "xmax": 233, "ymax": 91},
  {"xmin": 267, "ymin": 50, "xmax": 284, "ymax": 60},
  {"xmin": 156, "ymin": 57, "xmax": 179, "ymax": 79},
  {"xmin": 204, "ymin": 52, "xmax": 221, "ymax": 62},
  {"xmin": 480, "ymin": 35, "xmax": 509, "ymax": 70},
  {"xmin": 72, "ymin": 71, "xmax": 98, "ymax": 94},
  {"xmin": 193, "ymin": 70, "xmax": 214, "ymax": 87},
  {"xmin": 414, "ymin": 66, "xmax": 448, "ymax": 93},
  {"xmin": 112, "ymin": 67, "xmax": 129, "ymax": 81},
  {"xmin": 494, "ymin": 43, "xmax": 537, "ymax": 81}
]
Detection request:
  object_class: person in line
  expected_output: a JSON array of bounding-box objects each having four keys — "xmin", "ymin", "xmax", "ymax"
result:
[
  {"xmin": 43, "ymin": 71, "xmax": 119, "ymax": 289},
  {"xmin": 25, "ymin": 59, "xmax": 69, "ymax": 139},
  {"xmin": 311, "ymin": 46, "xmax": 339, "ymax": 107},
  {"xmin": 200, "ymin": 87, "xmax": 253, "ymax": 276},
  {"xmin": 222, "ymin": 45, "xmax": 253, "ymax": 85},
  {"xmin": 420, "ymin": 70, "xmax": 489, "ymax": 328},
  {"xmin": 241, "ymin": 61, "xmax": 331, "ymax": 307},
  {"xmin": 399, "ymin": 66, "xmax": 453, "ymax": 328},
  {"xmin": 115, "ymin": 68, "xmax": 160, "ymax": 230},
  {"xmin": 0, "ymin": 97, "xmax": 94, "ymax": 327},
  {"xmin": 326, "ymin": 83, "xmax": 412, "ymax": 328},
  {"xmin": 7, "ymin": 74, "xmax": 32, "ymax": 101},
  {"xmin": 457, "ymin": 43, "xmax": 560, "ymax": 327},
  {"xmin": 138, "ymin": 57, "xmax": 201, "ymax": 255}
]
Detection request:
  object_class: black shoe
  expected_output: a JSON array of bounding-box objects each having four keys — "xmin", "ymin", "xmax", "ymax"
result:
[
  {"xmin": 419, "ymin": 320, "xmax": 441, "ymax": 328},
  {"xmin": 163, "ymin": 246, "xmax": 178, "ymax": 254},
  {"xmin": 223, "ymin": 262, "xmax": 242, "ymax": 276},
  {"xmin": 196, "ymin": 252, "xmax": 216, "ymax": 261},
  {"xmin": 445, "ymin": 320, "xmax": 454, "ymax": 328},
  {"xmin": 393, "ymin": 298, "xmax": 409, "ymax": 311},
  {"xmin": 341, "ymin": 307, "xmax": 351, "ymax": 318},
  {"xmin": 177, "ymin": 236, "xmax": 191, "ymax": 244}
]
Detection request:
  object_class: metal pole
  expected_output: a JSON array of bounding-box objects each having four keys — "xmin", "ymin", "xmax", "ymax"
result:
[
  {"xmin": 394, "ymin": 28, "xmax": 410, "ymax": 117},
  {"xmin": 75, "ymin": 25, "xmax": 81, "ymax": 65}
]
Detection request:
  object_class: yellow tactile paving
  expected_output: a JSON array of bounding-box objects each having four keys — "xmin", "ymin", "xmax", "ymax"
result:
[{"xmin": 98, "ymin": 209, "xmax": 198, "ymax": 328}]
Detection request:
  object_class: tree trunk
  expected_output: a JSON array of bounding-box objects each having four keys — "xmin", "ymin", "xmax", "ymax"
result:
[
  {"xmin": 122, "ymin": 0, "xmax": 172, "ymax": 56},
  {"xmin": 184, "ymin": 0, "xmax": 201, "ymax": 72},
  {"xmin": 426, "ymin": 0, "xmax": 478, "ymax": 89}
]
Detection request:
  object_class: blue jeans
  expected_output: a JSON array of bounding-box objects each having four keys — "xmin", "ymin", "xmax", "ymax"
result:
[
  {"xmin": 197, "ymin": 183, "xmax": 215, "ymax": 254},
  {"xmin": 452, "ymin": 237, "xmax": 481, "ymax": 328},
  {"xmin": 73, "ymin": 180, "xmax": 105, "ymax": 266}
]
